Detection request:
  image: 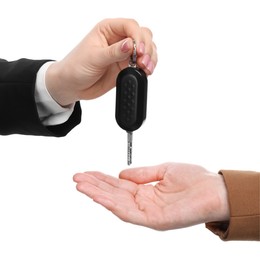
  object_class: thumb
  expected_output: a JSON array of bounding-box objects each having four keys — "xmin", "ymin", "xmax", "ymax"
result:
[
  {"xmin": 103, "ymin": 38, "xmax": 133, "ymax": 65},
  {"xmin": 119, "ymin": 165, "xmax": 166, "ymax": 184}
]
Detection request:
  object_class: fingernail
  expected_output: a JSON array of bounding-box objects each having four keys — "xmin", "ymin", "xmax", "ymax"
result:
[
  {"xmin": 121, "ymin": 39, "xmax": 130, "ymax": 53},
  {"xmin": 141, "ymin": 54, "xmax": 150, "ymax": 67},
  {"xmin": 147, "ymin": 61, "xmax": 154, "ymax": 74},
  {"xmin": 139, "ymin": 42, "xmax": 145, "ymax": 55}
]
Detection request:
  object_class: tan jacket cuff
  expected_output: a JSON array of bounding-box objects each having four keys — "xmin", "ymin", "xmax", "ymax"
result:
[{"xmin": 206, "ymin": 170, "xmax": 260, "ymax": 241}]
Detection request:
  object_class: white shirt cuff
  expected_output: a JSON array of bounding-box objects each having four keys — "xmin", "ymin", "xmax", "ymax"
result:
[{"xmin": 35, "ymin": 61, "xmax": 75, "ymax": 126}]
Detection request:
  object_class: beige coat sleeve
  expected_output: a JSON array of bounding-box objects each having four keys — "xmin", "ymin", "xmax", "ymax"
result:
[{"xmin": 206, "ymin": 170, "xmax": 260, "ymax": 241}]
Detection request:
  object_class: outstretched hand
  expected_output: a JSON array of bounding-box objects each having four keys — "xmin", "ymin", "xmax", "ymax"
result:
[
  {"xmin": 73, "ymin": 163, "xmax": 230, "ymax": 230},
  {"xmin": 46, "ymin": 18, "xmax": 157, "ymax": 107}
]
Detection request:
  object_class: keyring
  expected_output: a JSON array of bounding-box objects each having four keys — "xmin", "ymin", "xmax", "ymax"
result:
[{"xmin": 129, "ymin": 40, "xmax": 137, "ymax": 68}]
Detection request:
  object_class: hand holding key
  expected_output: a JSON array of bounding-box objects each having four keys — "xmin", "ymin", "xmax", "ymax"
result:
[
  {"xmin": 45, "ymin": 18, "xmax": 157, "ymax": 107},
  {"xmin": 116, "ymin": 41, "xmax": 148, "ymax": 165}
]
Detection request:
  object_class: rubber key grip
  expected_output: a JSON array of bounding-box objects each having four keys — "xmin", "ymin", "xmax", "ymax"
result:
[{"xmin": 115, "ymin": 67, "xmax": 148, "ymax": 132}]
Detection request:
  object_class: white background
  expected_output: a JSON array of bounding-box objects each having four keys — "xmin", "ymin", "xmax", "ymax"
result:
[{"xmin": 1, "ymin": 0, "xmax": 260, "ymax": 259}]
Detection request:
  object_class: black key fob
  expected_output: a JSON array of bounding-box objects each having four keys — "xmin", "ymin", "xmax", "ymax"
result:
[{"xmin": 115, "ymin": 66, "xmax": 148, "ymax": 132}]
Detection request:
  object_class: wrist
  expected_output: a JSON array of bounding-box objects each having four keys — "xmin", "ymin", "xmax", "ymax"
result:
[
  {"xmin": 210, "ymin": 174, "xmax": 230, "ymax": 222},
  {"xmin": 219, "ymin": 174, "xmax": 230, "ymax": 218},
  {"xmin": 45, "ymin": 61, "xmax": 76, "ymax": 107}
]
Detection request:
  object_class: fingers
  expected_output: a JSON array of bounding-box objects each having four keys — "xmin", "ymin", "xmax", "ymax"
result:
[
  {"xmin": 99, "ymin": 18, "xmax": 157, "ymax": 74},
  {"xmin": 98, "ymin": 18, "xmax": 141, "ymax": 44},
  {"xmin": 102, "ymin": 38, "xmax": 133, "ymax": 65},
  {"xmin": 119, "ymin": 164, "xmax": 168, "ymax": 184},
  {"xmin": 73, "ymin": 171, "xmax": 146, "ymax": 224},
  {"xmin": 137, "ymin": 27, "xmax": 157, "ymax": 74},
  {"xmin": 73, "ymin": 171, "xmax": 152, "ymax": 227},
  {"xmin": 73, "ymin": 173, "xmax": 125, "ymax": 218},
  {"xmin": 73, "ymin": 171, "xmax": 137, "ymax": 195},
  {"xmin": 103, "ymin": 38, "xmax": 156, "ymax": 74},
  {"xmin": 73, "ymin": 173, "xmax": 106, "ymax": 200}
]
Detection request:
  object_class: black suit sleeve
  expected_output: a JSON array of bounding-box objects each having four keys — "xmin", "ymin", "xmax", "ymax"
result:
[{"xmin": 0, "ymin": 58, "xmax": 81, "ymax": 137}]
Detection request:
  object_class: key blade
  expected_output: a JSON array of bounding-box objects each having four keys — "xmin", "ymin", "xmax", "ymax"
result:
[{"xmin": 127, "ymin": 131, "xmax": 133, "ymax": 165}]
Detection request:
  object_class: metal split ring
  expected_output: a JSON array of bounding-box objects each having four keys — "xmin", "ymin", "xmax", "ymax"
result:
[{"xmin": 129, "ymin": 40, "xmax": 137, "ymax": 68}]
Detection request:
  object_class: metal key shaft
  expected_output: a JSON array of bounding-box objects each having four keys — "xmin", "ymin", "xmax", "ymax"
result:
[{"xmin": 127, "ymin": 131, "xmax": 133, "ymax": 165}]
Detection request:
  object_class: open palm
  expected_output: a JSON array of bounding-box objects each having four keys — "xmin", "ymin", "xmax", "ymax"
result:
[{"xmin": 73, "ymin": 163, "xmax": 229, "ymax": 230}]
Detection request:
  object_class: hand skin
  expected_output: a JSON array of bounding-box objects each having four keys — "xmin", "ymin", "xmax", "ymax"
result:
[
  {"xmin": 73, "ymin": 163, "xmax": 230, "ymax": 231},
  {"xmin": 45, "ymin": 18, "xmax": 157, "ymax": 107}
]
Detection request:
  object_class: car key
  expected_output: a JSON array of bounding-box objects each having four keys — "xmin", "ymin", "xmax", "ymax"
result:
[{"xmin": 115, "ymin": 40, "xmax": 148, "ymax": 165}]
